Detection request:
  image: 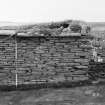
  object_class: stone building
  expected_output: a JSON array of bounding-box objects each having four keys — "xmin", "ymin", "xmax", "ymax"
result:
[{"xmin": 0, "ymin": 21, "xmax": 104, "ymax": 87}]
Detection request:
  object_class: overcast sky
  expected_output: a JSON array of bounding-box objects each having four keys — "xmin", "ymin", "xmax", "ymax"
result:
[{"xmin": 0, "ymin": 0, "xmax": 105, "ymax": 23}]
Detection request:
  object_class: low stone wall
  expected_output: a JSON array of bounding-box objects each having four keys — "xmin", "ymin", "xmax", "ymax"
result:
[
  {"xmin": 0, "ymin": 36, "xmax": 15, "ymax": 85},
  {"xmin": 0, "ymin": 28, "xmax": 105, "ymax": 86},
  {"xmin": 88, "ymin": 39, "xmax": 105, "ymax": 80},
  {"xmin": 16, "ymin": 36, "xmax": 92, "ymax": 85},
  {"xmin": 0, "ymin": 34, "xmax": 94, "ymax": 85}
]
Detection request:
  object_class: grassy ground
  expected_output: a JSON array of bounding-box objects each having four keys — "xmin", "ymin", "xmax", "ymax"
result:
[{"xmin": 0, "ymin": 83, "xmax": 105, "ymax": 105}]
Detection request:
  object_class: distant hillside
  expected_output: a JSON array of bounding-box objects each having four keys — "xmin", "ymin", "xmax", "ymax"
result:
[
  {"xmin": 88, "ymin": 22, "xmax": 105, "ymax": 39},
  {"xmin": 88, "ymin": 22, "xmax": 105, "ymax": 31}
]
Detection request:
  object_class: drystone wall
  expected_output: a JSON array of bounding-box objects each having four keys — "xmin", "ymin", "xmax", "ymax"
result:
[
  {"xmin": 88, "ymin": 38, "xmax": 105, "ymax": 80},
  {"xmin": 0, "ymin": 36, "xmax": 15, "ymax": 85},
  {"xmin": 17, "ymin": 36, "xmax": 92, "ymax": 85},
  {"xmin": 0, "ymin": 20, "xmax": 105, "ymax": 86},
  {"xmin": 0, "ymin": 34, "xmax": 94, "ymax": 86}
]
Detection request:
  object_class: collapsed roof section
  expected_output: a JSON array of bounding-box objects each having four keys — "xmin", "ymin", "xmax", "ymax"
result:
[{"xmin": 0, "ymin": 20, "xmax": 90, "ymax": 37}]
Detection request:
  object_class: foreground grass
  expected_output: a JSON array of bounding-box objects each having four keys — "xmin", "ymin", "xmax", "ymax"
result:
[{"xmin": 0, "ymin": 82, "xmax": 105, "ymax": 105}]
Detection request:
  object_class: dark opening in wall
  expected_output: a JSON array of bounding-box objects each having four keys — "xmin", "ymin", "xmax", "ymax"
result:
[
  {"xmin": 61, "ymin": 23, "xmax": 69, "ymax": 28},
  {"xmin": 80, "ymin": 56, "xmax": 86, "ymax": 58},
  {"xmin": 0, "ymin": 47, "xmax": 5, "ymax": 51},
  {"xmin": 0, "ymin": 67, "xmax": 4, "ymax": 70},
  {"xmin": 48, "ymin": 22, "xmax": 69, "ymax": 29},
  {"xmin": 70, "ymin": 24, "xmax": 82, "ymax": 33}
]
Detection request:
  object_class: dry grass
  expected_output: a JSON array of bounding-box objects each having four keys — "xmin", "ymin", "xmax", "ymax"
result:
[{"xmin": 0, "ymin": 84, "xmax": 105, "ymax": 105}]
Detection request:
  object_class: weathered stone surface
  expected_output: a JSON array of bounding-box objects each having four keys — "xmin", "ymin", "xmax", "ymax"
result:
[
  {"xmin": 0, "ymin": 33, "xmax": 95, "ymax": 85},
  {"xmin": 0, "ymin": 20, "xmax": 105, "ymax": 86}
]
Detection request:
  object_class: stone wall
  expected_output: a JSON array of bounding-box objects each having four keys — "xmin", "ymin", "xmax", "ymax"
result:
[
  {"xmin": 0, "ymin": 20, "xmax": 105, "ymax": 86},
  {"xmin": 88, "ymin": 39, "xmax": 105, "ymax": 80},
  {"xmin": 0, "ymin": 36, "xmax": 15, "ymax": 85},
  {"xmin": 11, "ymin": 35, "xmax": 93, "ymax": 85},
  {"xmin": 0, "ymin": 33, "xmax": 105, "ymax": 86}
]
